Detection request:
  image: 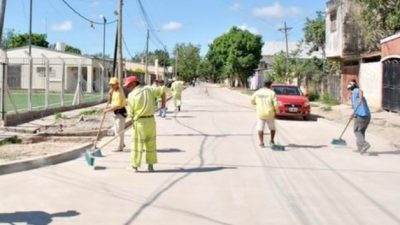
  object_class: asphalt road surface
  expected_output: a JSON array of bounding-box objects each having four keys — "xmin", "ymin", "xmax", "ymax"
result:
[{"xmin": 1, "ymin": 83, "xmax": 399, "ymax": 225}]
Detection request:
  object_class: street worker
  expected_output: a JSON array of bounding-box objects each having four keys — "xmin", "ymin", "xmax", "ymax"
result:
[
  {"xmin": 158, "ymin": 80, "xmax": 168, "ymax": 118},
  {"xmin": 171, "ymin": 78, "xmax": 184, "ymax": 111},
  {"xmin": 103, "ymin": 77, "xmax": 127, "ymax": 152},
  {"xmin": 124, "ymin": 76, "xmax": 164, "ymax": 172},
  {"xmin": 251, "ymin": 79, "xmax": 278, "ymax": 148},
  {"xmin": 347, "ymin": 79, "xmax": 371, "ymax": 154}
]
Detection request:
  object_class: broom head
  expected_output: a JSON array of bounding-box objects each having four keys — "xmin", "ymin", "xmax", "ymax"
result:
[
  {"xmin": 85, "ymin": 151, "xmax": 95, "ymax": 166},
  {"xmin": 92, "ymin": 148, "xmax": 103, "ymax": 157},
  {"xmin": 272, "ymin": 144, "xmax": 285, "ymax": 151},
  {"xmin": 331, "ymin": 138, "xmax": 347, "ymax": 146}
]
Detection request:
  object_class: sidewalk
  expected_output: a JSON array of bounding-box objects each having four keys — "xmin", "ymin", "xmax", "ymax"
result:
[{"xmin": 311, "ymin": 102, "xmax": 400, "ymax": 147}]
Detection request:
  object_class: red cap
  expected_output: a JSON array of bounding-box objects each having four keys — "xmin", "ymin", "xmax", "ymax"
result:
[{"xmin": 124, "ymin": 76, "xmax": 139, "ymax": 87}]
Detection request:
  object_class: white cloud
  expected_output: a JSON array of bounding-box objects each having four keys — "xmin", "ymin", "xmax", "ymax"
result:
[
  {"xmin": 90, "ymin": 1, "xmax": 100, "ymax": 8},
  {"xmin": 229, "ymin": 3, "xmax": 241, "ymax": 12},
  {"xmin": 252, "ymin": 2, "xmax": 301, "ymax": 19},
  {"xmin": 162, "ymin": 21, "xmax": 183, "ymax": 31},
  {"xmin": 238, "ymin": 24, "xmax": 259, "ymax": 34},
  {"xmin": 51, "ymin": 21, "xmax": 72, "ymax": 32}
]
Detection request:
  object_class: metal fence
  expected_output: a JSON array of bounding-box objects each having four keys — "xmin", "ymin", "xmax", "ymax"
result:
[{"xmin": 1, "ymin": 55, "xmax": 111, "ymax": 117}]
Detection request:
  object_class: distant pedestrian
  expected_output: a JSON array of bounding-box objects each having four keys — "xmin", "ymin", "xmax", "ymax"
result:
[
  {"xmin": 171, "ymin": 77, "xmax": 184, "ymax": 112},
  {"xmin": 251, "ymin": 79, "xmax": 278, "ymax": 147},
  {"xmin": 124, "ymin": 76, "xmax": 164, "ymax": 172},
  {"xmin": 158, "ymin": 80, "xmax": 168, "ymax": 118},
  {"xmin": 347, "ymin": 79, "xmax": 371, "ymax": 154},
  {"xmin": 103, "ymin": 77, "xmax": 127, "ymax": 152}
]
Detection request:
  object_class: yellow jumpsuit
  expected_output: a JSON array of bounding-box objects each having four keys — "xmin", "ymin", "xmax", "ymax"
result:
[
  {"xmin": 126, "ymin": 85, "xmax": 161, "ymax": 167},
  {"xmin": 171, "ymin": 80, "xmax": 184, "ymax": 108}
]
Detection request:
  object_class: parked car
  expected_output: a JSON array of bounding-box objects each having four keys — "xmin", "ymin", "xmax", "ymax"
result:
[{"xmin": 272, "ymin": 84, "xmax": 311, "ymax": 120}]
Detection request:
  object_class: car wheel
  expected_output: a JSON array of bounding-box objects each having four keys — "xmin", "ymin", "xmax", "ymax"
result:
[{"xmin": 303, "ymin": 116, "xmax": 309, "ymax": 121}]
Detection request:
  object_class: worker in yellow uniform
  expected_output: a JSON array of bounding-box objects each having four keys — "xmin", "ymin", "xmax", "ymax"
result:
[
  {"xmin": 103, "ymin": 77, "xmax": 127, "ymax": 152},
  {"xmin": 124, "ymin": 76, "xmax": 165, "ymax": 172},
  {"xmin": 171, "ymin": 78, "xmax": 184, "ymax": 111},
  {"xmin": 251, "ymin": 79, "xmax": 278, "ymax": 147}
]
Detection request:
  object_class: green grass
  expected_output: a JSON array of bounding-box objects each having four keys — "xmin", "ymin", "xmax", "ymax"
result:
[
  {"xmin": 0, "ymin": 136, "xmax": 22, "ymax": 146},
  {"xmin": 6, "ymin": 90, "xmax": 103, "ymax": 113},
  {"xmin": 319, "ymin": 94, "xmax": 340, "ymax": 106}
]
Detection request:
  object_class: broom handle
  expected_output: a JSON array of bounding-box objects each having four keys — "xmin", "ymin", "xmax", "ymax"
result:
[
  {"xmin": 338, "ymin": 103, "xmax": 361, "ymax": 139},
  {"xmin": 93, "ymin": 94, "xmax": 112, "ymax": 148},
  {"xmin": 97, "ymin": 120, "xmax": 133, "ymax": 149}
]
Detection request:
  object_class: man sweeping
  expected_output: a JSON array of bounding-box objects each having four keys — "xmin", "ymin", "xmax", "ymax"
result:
[
  {"xmin": 347, "ymin": 79, "xmax": 371, "ymax": 154},
  {"xmin": 103, "ymin": 77, "xmax": 126, "ymax": 152},
  {"xmin": 124, "ymin": 76, "xmax": 164, "ymax": 172},
  {"xmin": 171, "ymin": 78, "xmax": 184, "ymax": 111},
  {"xmin": 251, "ymin": 79, "xmax": 278, "ymax": 148}
]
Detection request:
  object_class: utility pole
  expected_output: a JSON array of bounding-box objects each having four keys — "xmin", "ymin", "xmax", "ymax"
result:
[
  {"xmin": 145, "ymin": 29, "xmax": 149, "ymax": 85},
  {"xmin": 28, "ymin": 0, "xmax": 33, "ymax": 110},
  {"xmin": 0, "ymin": 0, "xmax": 7, "ymax": 122},
  {"xmin": 117, "ymin": 0, "xmax": 123, "ymax": 83},
  {"xmin": 175, "ymin": 48, "xmax": 178, "ymax": 78},
  {"xmin": 278, "ymin": 21, "xmax": 292, "ymax": 59},
  {"xmin": 101, "ymin": 15, "xmax": 107, "ymax": 100}
]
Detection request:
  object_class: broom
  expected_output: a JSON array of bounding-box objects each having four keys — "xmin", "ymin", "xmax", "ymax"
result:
[
  {"xmin": 85, "ymin": 121, "xmax": 133, "ymax": 166},
  {"xmin": 331, "ymin": 104, "xmax": 360, "ymax": 146}
]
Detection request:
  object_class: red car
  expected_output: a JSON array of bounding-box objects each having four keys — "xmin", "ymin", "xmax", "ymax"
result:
[{"xmin": 272, "ymin": 84, "xmax": 311, "ymax": 120}]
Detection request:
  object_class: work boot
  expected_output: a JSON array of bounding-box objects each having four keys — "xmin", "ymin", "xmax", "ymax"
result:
[
  {"xmin": 148, "ymin": 164, "xmax": 155, "ymax": 172},
  {"xmin": 360, "ymin": 142, "xmax": 371, "ymax": 155},
  {"xmin": 178, "ymin": 106, "xmax": 181, "ymax": 112}
]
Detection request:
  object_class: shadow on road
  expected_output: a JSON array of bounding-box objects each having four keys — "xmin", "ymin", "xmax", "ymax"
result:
[
  {"xmin": 276, "ymin": 113, "xmax": 323, "ymax": 122},
  {"xmin": 157, "ymin": 148, "xmax": 185, "ymax": 153},
  {"xmin": 367, "ymin": 150, "xmax": 400, "ymax": 156},
  {"xmin": 153, "ymin": 166, "xmax": 236, "ymax": 173},
  {"xmin": 0, "ymin": 210, "xmax": 79, "ymax": 225},
  {"xmin": 287, "ymin": 144, "xmax": 328, "ymax": 149}
]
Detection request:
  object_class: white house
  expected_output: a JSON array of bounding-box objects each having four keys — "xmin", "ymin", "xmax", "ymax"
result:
[{"xmin": 6, "ymin": 45, "xmax": 112, "ymax": 93}]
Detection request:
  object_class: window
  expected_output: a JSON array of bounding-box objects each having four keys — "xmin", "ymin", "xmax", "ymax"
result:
[
  {"xmin": 330, "ymin": 10, "xmax": 337, "ymax": 33},
  {"xmin": 36, "ymin": 67, "xmax": 56, "ymax": 77}
]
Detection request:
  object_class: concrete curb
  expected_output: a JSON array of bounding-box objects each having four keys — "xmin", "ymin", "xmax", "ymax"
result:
[
  {"xmin": 0, "ymin": 94, "xmax": 174, "ymax": 175},
  {"xmin": 0, "ymin": 142, "xmax": 92, "ymax": 176}
]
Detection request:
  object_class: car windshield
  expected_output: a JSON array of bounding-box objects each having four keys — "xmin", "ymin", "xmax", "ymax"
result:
[{"xmin": 273, "ymin": 86, "xmax": 302, "ymax": 96}]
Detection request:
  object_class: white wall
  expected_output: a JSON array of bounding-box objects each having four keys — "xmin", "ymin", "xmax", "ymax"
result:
[
  {"xmin": 325, "ymin": 1, "xmax": 345, "ymax": 58},
  {"xmin": 359, "ymin": 62, "xmax": 382, "ymax": 110}
]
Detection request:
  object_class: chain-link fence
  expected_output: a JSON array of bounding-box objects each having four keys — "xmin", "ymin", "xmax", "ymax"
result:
[{"xmin": 2, "ymin": 55, "xmax": 112, "ymax": 117}]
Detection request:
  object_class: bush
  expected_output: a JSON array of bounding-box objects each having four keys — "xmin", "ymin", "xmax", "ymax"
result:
[
  {"xmin": 307, "ymin": 91, "xmax": 320, "ymax": 101},
  {"xmin": 320, "ymin": 94, "xmax": 340, "ymax": 105}
]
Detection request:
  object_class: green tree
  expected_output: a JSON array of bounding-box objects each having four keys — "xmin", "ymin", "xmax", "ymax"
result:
[
  {"xmin": 206, "ymin": 26, "xmax": 263, "ymax": 87},
  {"xmin": 7, "ymin": 33, "xmax": 49, "ymax": 49},
  {"xmin": 1, "ymin": 29, "xmax": 17, "ymax": 49},
  {"xmin": 198, "ymin": 58, "xmax": 219, "ymax": 82},
  {"xmin": 174, "ymin": 43, "xmax": 201, "ymax": 82},
  {"xmin": 65, "ymin": 44, "xmax": 82, "ymax": 55},
  {"xmin": 153, "ymin": 49, "xmax": 170, "ymax": 67},
  {"xmin": 268, "ymin": 52, "xmax": 289, "ymax": 83},
  {"xmin": 303, "ymin": 11, "xmax": 326, "ymax": 57},
  {"xmin": 358, "ymin": 0, "xmax": 400, "ymax": 51}
]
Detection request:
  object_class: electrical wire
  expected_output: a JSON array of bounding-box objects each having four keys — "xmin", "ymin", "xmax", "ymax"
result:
[
  {"xmin": 60, "ymin": 0, "xmax": 117, "ymax": 25},
  {"xmin": 122, "ymin": 35, "xmax": 134, "ymax": 59}
]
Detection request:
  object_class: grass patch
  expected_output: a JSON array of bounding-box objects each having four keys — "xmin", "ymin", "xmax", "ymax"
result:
[
  {"xmin": 0, "ymin": 136, "xmax": 22, "ymax": 146},
  {"xmin": 79, "ymin": 108, "xmax": 101, "ymax": 116},
  {"xmin": 310, "ymin": 103, "xmax": 319, "ymax": 107},
  {"xmin": 54, "ymin": 112, "xmax": 69, "ymax": 120},
  {"xmin": 320, "ymin": 94, "xmax": 340, "ymax": 106}
]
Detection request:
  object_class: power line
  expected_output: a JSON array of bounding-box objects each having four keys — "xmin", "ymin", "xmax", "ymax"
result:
[
  {"xmin": 122, "ymin": 35, "xmax": 133, "ymax": 59},
  {"xmin": 61, "ymin": 0, "xmax": 117, "ymax": 25}
]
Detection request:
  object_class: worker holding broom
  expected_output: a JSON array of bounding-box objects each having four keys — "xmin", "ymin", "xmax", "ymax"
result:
[
  {"xmin": 347, "ymin": 79, "xmax": 371, "ymax": 154},
  {"xmin": 251, "ymin": 79, "xmax": 278, "ymax": 148},
  {"xmin": 103, "ymin": 77, "xmax": 126, "ymax": 152},
  {"xmin": 124, "ymin": 76, "xmax": 164, "ymax": 172}
]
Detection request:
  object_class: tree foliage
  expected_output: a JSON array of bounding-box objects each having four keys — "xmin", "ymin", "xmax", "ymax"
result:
[
  {"xmin": 358, "ymin": 0, "xmax": 400, "ymax": 51},
  {"xmin": 303, "ymin": 11, "xmax": 326, "ymax": 57},
  {"xmin": 6, "ymin": 32, "xmax": 49, "ymax": 49},
  {"xmin": 131, "ymin": 49, "xmax": 170, "ymax": 67},
  {"xmin": 174, "ymin": 43, "xmax": 201, "ymax": 82},
  {"xmin": 206, "ymin": 27, "xmax": 263, "ymax": 87},
  {"xmin": 65, "ymin": 44, "xmax": 82, "ymax": 55}
]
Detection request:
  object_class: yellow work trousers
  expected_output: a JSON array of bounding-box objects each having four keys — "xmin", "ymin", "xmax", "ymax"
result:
[
  {"xmin": 131, "ymin": 117, "xmax": 157, "ymax": 167},
  {"xmin": 173, "ymin": 92, "xmax": 182, "ymax": 108}
]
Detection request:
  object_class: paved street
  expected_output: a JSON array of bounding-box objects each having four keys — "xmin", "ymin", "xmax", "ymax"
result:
[{"xmin": 1, "ymin": 83, "xmax": 399, "ymax": 225}]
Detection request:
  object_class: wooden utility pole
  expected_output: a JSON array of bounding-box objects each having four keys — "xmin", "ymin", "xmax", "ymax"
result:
[
  {"xmin": 145, "ymin": 29, "xmax": 149, "ymax": 84},
  {"xmin": 0, "ymin": 0, "xmax": 7, "ymax": 122},
  {"xmin": 175, "ymin": 48, "xmax": 178, "ymax": 78},
  {"xmin": 117, "ymin": 0, "xmax": 123, "ymax": 83},
  {"xmin": 278, "ymin": 21, "xmax": 292, "ymax": 59}
]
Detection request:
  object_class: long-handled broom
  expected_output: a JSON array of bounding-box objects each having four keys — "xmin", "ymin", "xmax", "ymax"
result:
[
  {"xmin": 85, "ymin": 119, "xmax": 133, "ymax": 166},
  {"xmin": 331, "ymin": 104, "xmax": 360, "ymax": 146}
]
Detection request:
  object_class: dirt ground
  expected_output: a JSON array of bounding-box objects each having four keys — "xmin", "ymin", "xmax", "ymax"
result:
[{"xmin": 0, "ymin": 136, "xmax": 93, "ymax": 164}]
